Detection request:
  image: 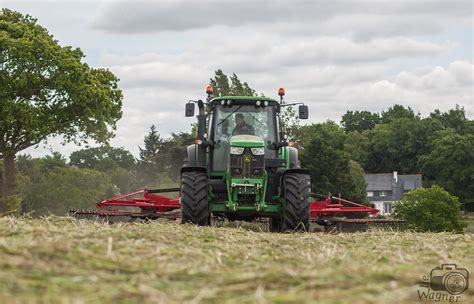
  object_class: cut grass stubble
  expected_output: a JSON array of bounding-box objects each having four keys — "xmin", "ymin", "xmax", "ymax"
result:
[{"xmin": 0, "ymin": 216, "xmax": 473, "ymax": 303}]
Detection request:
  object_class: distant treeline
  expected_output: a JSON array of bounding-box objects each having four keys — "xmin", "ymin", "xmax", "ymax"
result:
[{"xmin": 0, "ymin": 104, "xmax": 471, "ymax": 216}]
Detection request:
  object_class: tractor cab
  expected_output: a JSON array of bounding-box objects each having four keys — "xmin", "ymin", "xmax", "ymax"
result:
[
  {"xmin": 208, "ymin": 97, "xmax": 279, "ymax": 172},
  {"xmin": 182, "ymin": 87, "xmax": 311, "ymax": 231}
]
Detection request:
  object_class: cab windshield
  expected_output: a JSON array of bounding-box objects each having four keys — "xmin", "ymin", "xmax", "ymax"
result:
[{"xmin": 211, "ymin": 104, "xmax": 277, "ymax": 171}]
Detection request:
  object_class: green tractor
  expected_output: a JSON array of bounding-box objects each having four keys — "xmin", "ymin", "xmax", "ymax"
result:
[{"xmin": 181, "ymin": 87, "xmax": 311, "ymax": 232}]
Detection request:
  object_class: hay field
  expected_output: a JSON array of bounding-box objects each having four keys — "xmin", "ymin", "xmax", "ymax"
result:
[{"xmin": 0, "ymin": 217, "xmax": 473, "ymax": 303}]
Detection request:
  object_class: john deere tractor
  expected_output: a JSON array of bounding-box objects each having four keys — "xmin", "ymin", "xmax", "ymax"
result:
[{"xmin": 181, "ymin": 87, "xmax": 311, "ymax": 232}]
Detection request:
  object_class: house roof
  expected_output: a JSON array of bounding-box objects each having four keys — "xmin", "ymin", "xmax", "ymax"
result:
[
  {"xmin": 364, "ymin": 174, "xmax": 393, "ymax": 191},
  {"xmin": 399, "ymin": 174, "xmax": 422, "ymax": 190},
  {"xmin": 364, "ymin": 173, "xmax": 422, "ymax": 191}
]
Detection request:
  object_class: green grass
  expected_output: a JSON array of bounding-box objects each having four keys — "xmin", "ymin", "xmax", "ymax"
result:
[
  {"xmin": 0, "ymin": 217, "xmax": 473, "ymax": 303},
  {"xmin": 465, "ymin": 212, "xmax": 474, "ymax": 234}
]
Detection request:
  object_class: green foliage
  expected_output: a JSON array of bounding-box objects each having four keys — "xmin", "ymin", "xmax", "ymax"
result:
[
  {"xmin": 297, "ymin": 121, "xmax": 367, "ymax": 203},
  {"xmin": 70, "ymin": 147, "xmax": 136, "ymax": 171},
  {"xmin": 69, "ymin": 146, "xmax": 135, "ymax": 193},
  {"xmin": 16, "ymin": 153, "xmax": 67, "ymax": 183},
  {"xmin": 2, "ymin": 195, "xmax": 21, "ymax": 216},
  {"xmin": 159, "ymin": 132, "xmax": 196, "ymax": 182},
  {"xmin": 341, "ymin": 110, "xmax": 380, "ymax": 133},
  {"xmin": 0, "ymin": 9, "xmax": 123, "ymax": 150},
  {"xmin": 0, "ymin": 9, "xmax": 123, "ymax": 210},
  {"xmin": 137, "ymin": 125, "xmax": 164, "ymax": 186},
  {"xmin": 279, "ymin": 103, "xmax": 300, "ymax": 141},
  {"xmin": 14, "ymin": 154, "xmax": 113, "ymax": 215},
  {"xmin": 419, "ymin": 130, "xmax": 474, "ymax": 203},
  {"xmin": 137, "ymin": 126, "xmax": 194, "ymax": 187},
  {"xmin": 296, "ymin": 104, "xmax": 472, "ymax": 208},
  {"xmin": 209, "ymin": 69, "xmax": 256, "ymax": 97},
  {"xmin": 139, "ymin": 125, "xmax": 163, "ymax": 161},
  {"xmin": 0, "ymin": 161, "xmax": 2, "ymax": 199},
  {"xmin": 340, "ymin": 106, "xmax": 473, "ymax": 205},
  {"xmin": 381, "ymin": 104, "xmax": 416, "ymax": 124},
  {"xmin": 428, "ymin": 105, "xmax": 471, "ymax": 134},
  {"xmin": 21, "ymin": 167, "xmax": 112, "ymax": 216},
  {"xmin": 347, "ymin": 160, "xmax": 368, "ymax": 204},
  {"xmin": 343, "ymin": 131, "xmax": 370, "ymax": 166},
  {"xmin": 393, "ymin": 185, "xmax": 466, "ymax": 232},
  {"xmin": 363, "ymin": 118, "xmax": 434, "ymax": 173}
]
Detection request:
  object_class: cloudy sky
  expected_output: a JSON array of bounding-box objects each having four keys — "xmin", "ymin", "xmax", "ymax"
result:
[{"xmin": 2, "ymin": 0, "xmax": 473, "ymax": 157}]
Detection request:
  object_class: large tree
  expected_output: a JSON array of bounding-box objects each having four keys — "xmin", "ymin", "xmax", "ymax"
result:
[
  {"xmin": 380, "ymin": 104, "xmax": 416, "ymax": 124},
  {"xmin": 0, "ymin": 9, "xmax": 123, "ymax": 212},
  {"xmin": 209, "ymin": 69, "xmax": 256, "ymax": 97},
  {"xmin": 364, "ymin": 117, "xmax": 433, "ymax": 173},
  {"xmin": 428, "ymin": 105, "xmax": 472, "ymax": 135},
  {"xmin": 69, "ymin": 147, "xmax": 135, "ymax": 194},
  {"xmin": 136, "ymin": 126, "xmax": 195, "ymax": 187},
  {"xmin": 341, "ymin": 110, "xmax": 380, "ymax": 133},
  {"xmin": 70, "ymin": 146, "xmax": 135, "ymax": 171},
  {"xmin": 419, "ymin": 130, "xmax": 474, "ymax": 203},
  {"xmin": 296, "ymin": 121, "xmax": 367, "ymax": 203},
  {"xmin": 136, "ymin": 125, "xmax": 164, "ymax": 187}
]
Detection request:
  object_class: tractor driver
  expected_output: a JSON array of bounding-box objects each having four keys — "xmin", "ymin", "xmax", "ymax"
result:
[{"xmin": 232, "ymin": 113, "xmax": 255, "ymax": 136}]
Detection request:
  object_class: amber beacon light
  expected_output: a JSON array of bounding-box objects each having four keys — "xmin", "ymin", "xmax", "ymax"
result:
[{"xmin": 278, "ymin": 87, "xmax": 285, "ymax": 96}]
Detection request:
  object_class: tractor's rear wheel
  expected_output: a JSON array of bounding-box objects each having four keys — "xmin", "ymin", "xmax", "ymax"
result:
[
  {"xmin": 181, "ymin": 171, "xmax": 209, "ymax": 226},
  {"xmin": 282, "ymin": 173, "xmax": 311, "ymax": 232}
]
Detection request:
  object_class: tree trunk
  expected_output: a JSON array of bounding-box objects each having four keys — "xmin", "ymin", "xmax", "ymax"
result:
[{"xmin": 1, "ymin": 151, "xmax": 16, "ymax": 213}]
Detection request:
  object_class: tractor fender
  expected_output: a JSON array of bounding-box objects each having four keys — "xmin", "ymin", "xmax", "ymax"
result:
[
  {"xmin": 288, "ymin": 147, "xmax": 301, "ymax": 169},
  {"xmin": 279, "ymin": 168, "xmax": 310, "ymax": 197},
  {"xmin": 184, "ymin": 144, "xmax": 197, "ymax": 167},
  {"xmin": 180, "ymin": 166, "xmax": 207, "ymax": 175},
  {"xmin": 283, "ymin": 168, "xmax": 310, "ymax": 176}
]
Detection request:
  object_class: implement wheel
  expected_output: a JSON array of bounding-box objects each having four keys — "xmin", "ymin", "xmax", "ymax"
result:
[
  {"xmin": 181, "ymin": 171, "xmax": 209, "ymax": 226},
  {"xmin": 282, "ymin": 173, "xmax": 311, "ymax": 232}
]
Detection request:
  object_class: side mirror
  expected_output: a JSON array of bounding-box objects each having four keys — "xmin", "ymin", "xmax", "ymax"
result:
[
  {"xmin": 185, "ymin": 103, "xmax": 195, "ymax": 117},
  {"xmin": 298, "ymin": 105, "xmax": 309, "ymax": 119}
]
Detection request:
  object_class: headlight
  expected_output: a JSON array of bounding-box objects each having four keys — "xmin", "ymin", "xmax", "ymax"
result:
[
  {"xmin": 251, "ymin": 147, "xmax": 265, "ymax": 155},
  {"xmin": 230, "ymin": 147, "xmax": 245, "ymax": 155}
]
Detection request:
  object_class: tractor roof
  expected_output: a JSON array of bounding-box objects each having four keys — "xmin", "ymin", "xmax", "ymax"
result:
[{"xmin": 210, "ymin": 96, "xmax": 278, "ymax": 104}]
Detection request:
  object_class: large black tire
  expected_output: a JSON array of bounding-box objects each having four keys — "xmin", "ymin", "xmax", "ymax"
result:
[
  {"xmin": 181, "ymin": 171, "xmax": 209, "ymax": 226},
  {"xmin": 282, "ymin": 173, "xmax": 311, "ymax": 232}
]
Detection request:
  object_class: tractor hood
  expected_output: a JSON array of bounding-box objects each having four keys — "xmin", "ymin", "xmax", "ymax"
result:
[{"xmin": 230, "ymin": 135, "xmax": 264, "ymax": 148}]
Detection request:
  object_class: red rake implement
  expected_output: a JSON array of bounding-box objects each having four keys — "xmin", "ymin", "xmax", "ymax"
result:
[
  {"xmin": 70, "ymin": 188, "xmax": 181, "ymax": 222},
  {"xmin": 70, "ymin": 189, "xmax": 404, "ymax": 230},
  {"xmin": 310, "ymin": 193, "xmax": 405, "ymax": 231}
]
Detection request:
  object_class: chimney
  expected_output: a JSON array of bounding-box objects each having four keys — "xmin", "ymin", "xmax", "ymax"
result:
[{"xmin": 393, "ymin": 171, "xmax": 398, "ymax": 182}]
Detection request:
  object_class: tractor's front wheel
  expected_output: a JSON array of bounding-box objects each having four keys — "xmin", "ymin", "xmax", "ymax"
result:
[
  {"xmin": 282, "ymin": 173, "xmax": 311, "ymax": 232},
  {"xmin": 181, "ymin": 171, "xmax": 209, "ymax": 226}
]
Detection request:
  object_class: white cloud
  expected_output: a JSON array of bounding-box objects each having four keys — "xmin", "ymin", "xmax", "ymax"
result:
[
  {"xmin": 15, "ymin": 0, "xmax": 472, "ymax": 159},
  {"xmin": 101, "ymin": 33, "xmax": 453, "ymax": 79},
  {"xmin": 393, "ymin": 61, "xmax": 474, "ymax": 95},
  {"xmin": 93, "ymin": 0, "xmax": 472, "ymax": 39},
  {"xmin": 94, "ymin": 45, "xmax": 473, "ymax": 157}
]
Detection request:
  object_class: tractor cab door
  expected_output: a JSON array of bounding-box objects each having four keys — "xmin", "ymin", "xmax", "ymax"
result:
[{"xmin": 210, "ymin": 104, "xmax": 278, "ymax": 172}]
